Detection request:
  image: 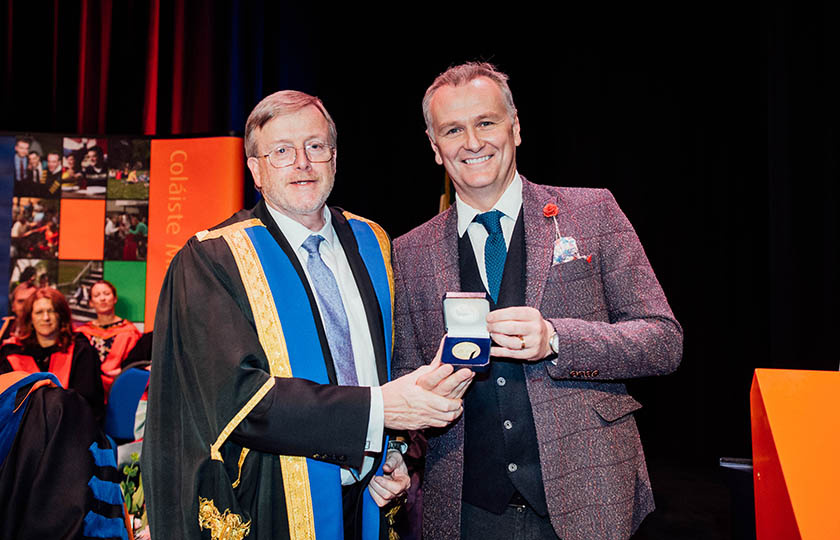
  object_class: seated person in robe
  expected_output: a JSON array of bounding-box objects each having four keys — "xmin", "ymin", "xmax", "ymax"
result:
[
  {"xmin": 0, "ymin": 288, "xmax": 104, "ymax": 421},
  {"xmin": 77, "ymin": 281, "xmax": 142, "ymax": 396}
]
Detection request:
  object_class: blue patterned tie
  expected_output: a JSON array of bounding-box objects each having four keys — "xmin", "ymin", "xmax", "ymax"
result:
[
  {"xmin": 301, "ymin": 235, "xmax": 358, "ymax": 386},
  {"xmin": 474, "ymin": 210, "xmax": 507, "ymax": 303}
]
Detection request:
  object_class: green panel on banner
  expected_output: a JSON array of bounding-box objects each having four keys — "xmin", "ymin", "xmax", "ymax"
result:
[{"xmin": 103, "ymin": 261, "xmax": 146, "ymax": 322}]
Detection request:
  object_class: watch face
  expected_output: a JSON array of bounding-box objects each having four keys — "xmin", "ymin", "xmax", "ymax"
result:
[
  {"xmin": 550, "ymin": 333, "xmax": 560, "ymax": 354},
  {"xmin": 389, "ymin": 440, "xmax": 408, "ymax": 454}
]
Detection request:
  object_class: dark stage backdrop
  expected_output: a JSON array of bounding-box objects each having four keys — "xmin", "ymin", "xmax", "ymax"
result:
[{"xmin": 2, "ymin": 0, "xmax": 838, "ymax": 469}]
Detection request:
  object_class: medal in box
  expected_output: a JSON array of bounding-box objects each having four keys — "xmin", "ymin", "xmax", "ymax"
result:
[{"xmin": 441, "ymin": 292, "xmax": 491, "ymax": 369}]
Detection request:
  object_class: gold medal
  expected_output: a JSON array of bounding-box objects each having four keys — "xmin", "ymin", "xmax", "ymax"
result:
[{"xmin": 451, "ymin": 341, "xmax": 481, "ymax": 360}]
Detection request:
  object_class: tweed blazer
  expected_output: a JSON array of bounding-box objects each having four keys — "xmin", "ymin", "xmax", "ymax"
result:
[{"xmin": 392, "ymin": 178, "xmax": 683, "ymax": 540}]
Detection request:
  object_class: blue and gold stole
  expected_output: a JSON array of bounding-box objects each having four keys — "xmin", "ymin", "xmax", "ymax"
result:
[{"xmin": 197, "ymin": 212, "xmax": 393, "ymax": 540}]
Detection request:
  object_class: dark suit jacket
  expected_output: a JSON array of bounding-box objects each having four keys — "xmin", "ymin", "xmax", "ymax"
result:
[
  {"xmin": 392, "ymin": 179, "xmax": 683, "ymax": 540},
  {"xmin": 143, "ymin": 200, "xmax": 390, "ymax": 540}
]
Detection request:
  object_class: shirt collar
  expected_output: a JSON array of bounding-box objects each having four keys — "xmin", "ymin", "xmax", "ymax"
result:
[
  {"xmin": 264, "ymin": 203, "xmax": 335, "ymax": 251},
  {"xmin": 455, "ymin": 172, "xmax": 523, "ymax": 237}
]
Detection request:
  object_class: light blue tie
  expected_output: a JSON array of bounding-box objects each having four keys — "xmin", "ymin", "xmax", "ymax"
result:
[
  {"xmin": 474, "ymin": 210, "xmax": 507, "ymax": 303},
  {"xmin": 301, "ymin": 235, "xmax": 358, "ymax": 386}
]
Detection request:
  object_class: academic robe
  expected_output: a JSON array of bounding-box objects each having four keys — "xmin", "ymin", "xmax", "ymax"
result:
[
  {"xmin": 0, "ymin": 333, "xmax": 105, "ymax": 422},
  {"xmin": 142, "ymin": 201, "xmax": 394, "ymax": 540},
  {"xmin": 0, "ymin": 372, "xmax": 130, "ymax": 540},
  {"xmin": 77, "ymin": 319, "xmax": 143, "ymax": 396}
]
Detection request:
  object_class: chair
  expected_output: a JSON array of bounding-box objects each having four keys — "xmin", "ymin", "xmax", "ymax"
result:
[{"xmin": 104, "ymin": 366, "xmax": 150, "ymax": 443}]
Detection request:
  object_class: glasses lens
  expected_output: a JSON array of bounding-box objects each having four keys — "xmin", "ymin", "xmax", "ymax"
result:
[
  {"xmin": 268, "ymin": 146, "xmax": 295, "ymax": 168},
  {"xmin": 266, "ymin": 143, "xmax": 332, "ymax": 167},
  {"xmin": 306, "ymin": 143, "xmax": 333, "ymax": 163}
]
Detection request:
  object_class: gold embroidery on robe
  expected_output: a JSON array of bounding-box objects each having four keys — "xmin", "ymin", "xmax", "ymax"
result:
[
  {"xmin": 198, "ymin": 497, "xmax": 252, "ymax": 540},
  {"xmin": 211, "ymin": 223, "xmax": 317, "ymax": 539},
  {"xmin": 231, "ymin": 449, "xmax": 251, "ymax": 489},
  {"xmin": 341, "ymin": 212, "xmax": 395, "ymax": 352},
  {"xmin": 196, "ymin": 218, "xmax": 263, "ymax": 242}
]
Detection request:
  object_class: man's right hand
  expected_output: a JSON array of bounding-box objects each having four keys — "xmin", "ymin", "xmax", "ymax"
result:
[
  {"xmin": 416, "ymin": 336, "xmax": 474, "ymax": 399},
  {"xmin": 381, "ymin": 362, "xmax": 468, "ymax": 431}
]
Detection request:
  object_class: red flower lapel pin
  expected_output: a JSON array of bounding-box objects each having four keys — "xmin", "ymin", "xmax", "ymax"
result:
[{"xmin": 544, "ymin": 202, "xmax": 592, "ymax": 265}]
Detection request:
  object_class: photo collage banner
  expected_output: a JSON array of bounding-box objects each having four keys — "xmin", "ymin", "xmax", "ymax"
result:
[{"xmin": 1, "ymin": 134, "xmax": 245, "ymax": 329}]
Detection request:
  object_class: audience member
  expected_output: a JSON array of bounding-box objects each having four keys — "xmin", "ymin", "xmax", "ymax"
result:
[
  {"xmin": 0, "ymin": 288, "xmax": 104, "ymax": 420},
  {"xmin": 0, "ymin": 283, "xmax": 37, "ymax": 342},
  {"xmin": 77, "ymin": 281, "xmax": 142, "ymax": 395}
]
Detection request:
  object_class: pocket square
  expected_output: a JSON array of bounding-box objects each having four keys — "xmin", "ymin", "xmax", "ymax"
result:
[{"xmin": 552, "ymin": 236, "xmax": 590, "ymax": 265}]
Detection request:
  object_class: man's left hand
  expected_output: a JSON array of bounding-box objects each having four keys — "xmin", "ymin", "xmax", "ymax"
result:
[
  {"xmin": 367, "ymin": 450, "xmax": 410, "ymax": 507},
  {"xmin": 486, "ymin": 306, "xmax": 553, "ymax": 362}
]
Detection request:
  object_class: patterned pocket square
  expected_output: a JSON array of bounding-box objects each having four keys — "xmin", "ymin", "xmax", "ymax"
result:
[{"xmin": 552, "ymin": 236, "xmax": 590, "ymax": 265}]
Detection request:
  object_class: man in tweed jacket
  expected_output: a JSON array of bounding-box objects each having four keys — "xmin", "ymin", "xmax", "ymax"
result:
[{"xmin": 392, "ymin": 63, "xmax": 683, "ymax": 540}]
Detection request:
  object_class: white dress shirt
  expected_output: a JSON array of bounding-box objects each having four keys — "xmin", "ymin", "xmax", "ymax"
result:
[
  {"xmin": 265, "ymin": 204, "xmax": 384, "ymax": 484},
  {"xmin": 456, "ymin": 173, "xmax": 524, "ymax": 292}
]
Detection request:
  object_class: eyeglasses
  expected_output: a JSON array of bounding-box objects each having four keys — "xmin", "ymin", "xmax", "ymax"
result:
[{"xmin": 256, "ymin": 141, "xmax": 335, "ymax": 168}]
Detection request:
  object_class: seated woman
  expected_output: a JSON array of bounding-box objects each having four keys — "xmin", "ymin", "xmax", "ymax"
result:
[
  {"xmin": 77, "ymin": 280, "xmax": 142, "ymax": 395},
  {"xmin": 0, "ymin": 288, "xmax": 104, "ymax": 420}
]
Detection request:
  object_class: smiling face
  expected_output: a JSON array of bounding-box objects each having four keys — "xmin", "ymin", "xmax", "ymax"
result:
[
  {"xmin": 426, "ymin": 77, "xmax": 521, "ymax": 211},
  {"xmin": 246, "ymin": 105, "xmax": 336, "ymax": 230},
  {"xmin": 47, "ymin": 153, "xmax": 61, "ymax": 172},
  {"xmin": 90, "ymin": 282, "xmax": 117, "ymax": 316},
  {"xmin": 31, "ymin": 297, "xmax": 59, "ymax": 341},
  {"xmin": 15, "ymin": 140, "xmax": 30, "ymax": 158}
]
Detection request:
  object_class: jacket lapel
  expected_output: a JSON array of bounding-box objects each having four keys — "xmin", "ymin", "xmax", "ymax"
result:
[
  {"xmin": 442, "ymin": 207, "xmax": 462, "ymax": 292},
  {"xmin": 330, "ymin": 208, "xmax": 389, "ymax": 386},
  {"xmin": 251, "ymin": 200, "xmax": 339, "ymax": 385},
  {"xmin": 522, "ymin": 177, "xmax": 561, "ymax": 310},
  {"xmin": 432, "ymin": 207, "xmax": 461, "ymax": 339}
]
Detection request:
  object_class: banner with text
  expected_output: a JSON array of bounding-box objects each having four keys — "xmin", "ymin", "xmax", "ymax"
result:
[
  {"xmin": 147, "ymin": 137, "xmax": 244, "ymax": 327},
  {"xmin": 1, "ymin": 133, "xmax": 244, "ymax": 331}
]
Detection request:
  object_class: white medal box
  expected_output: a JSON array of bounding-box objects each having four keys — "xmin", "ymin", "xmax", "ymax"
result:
[{"xmin": 441, "ymin": 292, "xmax": 491, "ymax": 369}]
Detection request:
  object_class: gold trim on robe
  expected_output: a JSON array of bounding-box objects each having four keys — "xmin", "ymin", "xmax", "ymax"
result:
[
  {"xmin": 342, "ymin": 211, "xmax": 396, "ymax": 348},
  {"xmin": 200, "ymin": 221, "xmax": 317, "ymax": 540}
]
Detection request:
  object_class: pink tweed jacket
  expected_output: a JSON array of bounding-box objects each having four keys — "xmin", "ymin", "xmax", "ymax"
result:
[{"xmin": 392, "ymin": 178, "xmax": 683, "ymax": 540}]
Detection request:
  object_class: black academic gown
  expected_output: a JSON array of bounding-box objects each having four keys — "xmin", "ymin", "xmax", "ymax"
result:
[
  {"xmin": 0, "ymin": 333, "xmax": 105, "ymax": 422},
  {"xmin": 142, "ymin": 200, "xmax": 390, "ymax": 540},
  {"xmin": 0, "ymin": 382, "xmax": 127, "ymax": 539}
]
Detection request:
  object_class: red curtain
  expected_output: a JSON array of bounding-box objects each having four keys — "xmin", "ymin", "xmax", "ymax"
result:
[{"xmin": 1, "ymin": 0, "xmax": 215, "ymax": 136}]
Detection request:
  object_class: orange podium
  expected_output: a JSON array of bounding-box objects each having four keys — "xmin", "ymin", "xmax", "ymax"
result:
[{"xmin": 751, "ymin": 368, "xmax": 840, "ymax": 539}]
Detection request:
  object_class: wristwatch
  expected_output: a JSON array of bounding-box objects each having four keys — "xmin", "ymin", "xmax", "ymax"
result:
[
  {"xmin": 388, "ymin": 438, "xmax": 409, "ymax": 455},
  {"xmin": 549, "ymin": 330, "xmax": 560, "ymax": 355}
]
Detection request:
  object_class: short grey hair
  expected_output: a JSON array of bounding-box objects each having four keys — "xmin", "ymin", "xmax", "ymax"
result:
[
  {"xmin": 422, "ymin": 62, "xmax": 518, "ymax": 138},
  {"xmin": 244, "ymin": 90, "xmax": 337, "ymax": 158}
]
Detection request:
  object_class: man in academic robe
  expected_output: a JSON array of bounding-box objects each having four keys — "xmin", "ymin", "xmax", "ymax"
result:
[
  {"xmin": 142, "ymin": 90, "xmax": 473, "ymax": 540},
  {"xmin": 43, "ymin": 151, "xmax": 63, "ymax": 197},
  {"xmin": 393, "ymin": 63, "xmax": 683, "ymax": 540}
]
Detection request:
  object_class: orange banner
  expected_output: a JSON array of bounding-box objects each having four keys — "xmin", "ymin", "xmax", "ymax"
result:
[{"xmin": 146, "ymin": 137, "xmax": 244, "ymax": 327}]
